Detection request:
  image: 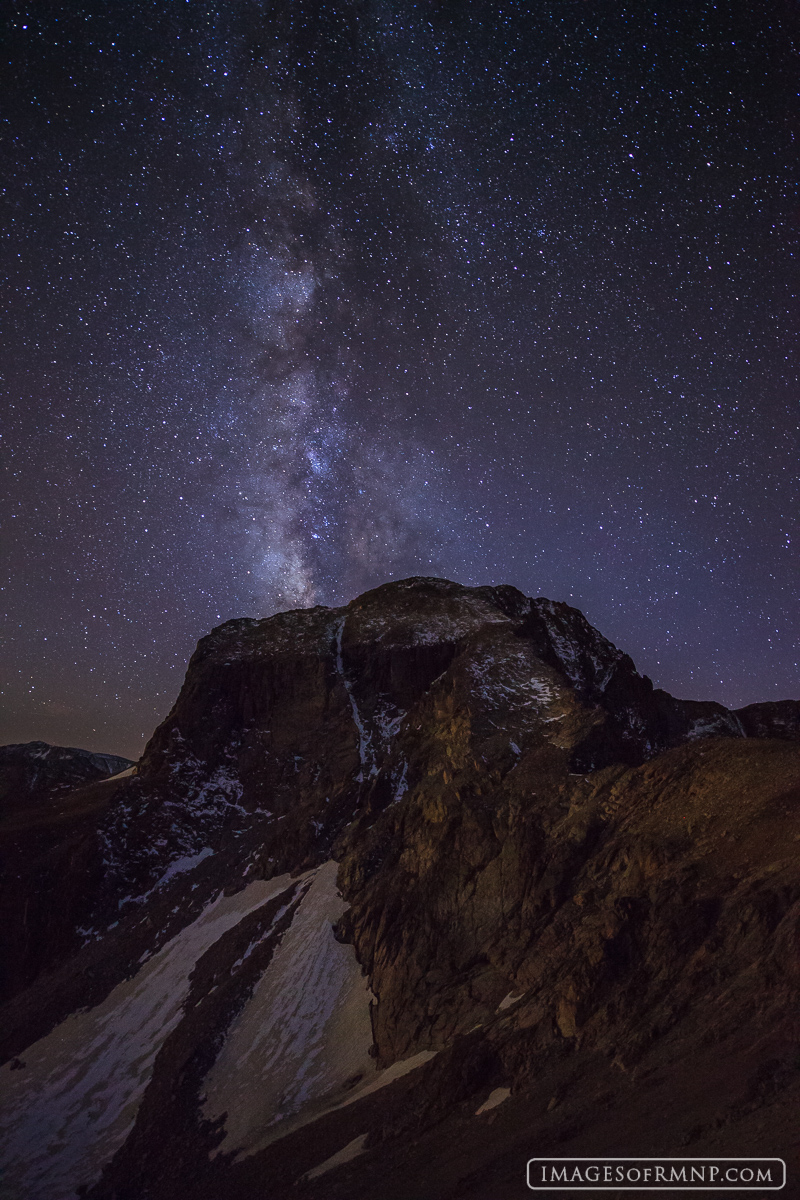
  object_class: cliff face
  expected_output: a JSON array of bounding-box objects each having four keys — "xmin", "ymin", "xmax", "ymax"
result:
[
  {"xmin": 0, "ymin": 579, "xmax": 798, "ymax": 1200},
  {"xmin": 85, "ymin": 579, "xmax": 749, "ymax": 922}
]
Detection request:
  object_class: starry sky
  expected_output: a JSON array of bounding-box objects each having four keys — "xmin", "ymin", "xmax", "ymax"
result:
[{"xmin": 2, "ymin": 0, "xmax": 797, "ymax": 758}]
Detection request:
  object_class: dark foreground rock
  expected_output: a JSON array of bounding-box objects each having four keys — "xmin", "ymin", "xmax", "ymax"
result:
[
  {"xmin": 0, "ymin": 579, "xmax": 798, "ymax": 1200},
  {"xmin": 0, "ymin": 743, "xmax": 133, "ymax": 1001}
]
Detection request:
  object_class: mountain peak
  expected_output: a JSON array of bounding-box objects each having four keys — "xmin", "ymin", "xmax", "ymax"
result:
[{"xmin": 1, "ymin": 582, "xmax": 798, "ymax": 1199}]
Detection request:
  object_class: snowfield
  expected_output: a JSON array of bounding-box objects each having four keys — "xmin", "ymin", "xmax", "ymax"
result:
[
  {"xmin": 0, "ymin": 874, "xmax": 298, "ymax": 1199},
  {"xmin": 203, "ymin": 859, "xmax": 376, "ymax": 1157}
]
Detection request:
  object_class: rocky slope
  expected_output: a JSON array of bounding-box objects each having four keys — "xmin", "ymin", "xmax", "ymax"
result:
[{"xmin": 0, "ymin": 578, "xmax": 798, "ymax": 1200}]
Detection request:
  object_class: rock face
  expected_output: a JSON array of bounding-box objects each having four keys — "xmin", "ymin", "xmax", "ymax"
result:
[{"xmin": 0, "ymin": 578, "xmax": 798, "ymax": 1200}]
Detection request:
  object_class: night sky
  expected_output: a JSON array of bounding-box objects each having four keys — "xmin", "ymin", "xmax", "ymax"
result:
[{"xmin": 2, "ymin": 1, "xmax": 797, "ymax": 759}]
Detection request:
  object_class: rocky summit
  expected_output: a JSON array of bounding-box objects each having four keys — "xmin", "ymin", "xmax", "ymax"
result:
[{"xmin": 0, "ymin": 577, "xmax": 799, "ymax": 1200}]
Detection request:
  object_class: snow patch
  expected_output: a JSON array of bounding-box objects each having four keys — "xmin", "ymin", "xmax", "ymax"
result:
[
  {"xmin": 0, "ymin": 874, "xmax": 300, "ymax": 1200},
  {"xmin": 303, "ymin": 1133, "xmax": 369, "ymax": 1180},
  {"xmin": 321, "ymin": 1049, "xmax": 438, "ymax": 1114},
  {"xmin": 497, "ymin": 990, "xmax": 526, "ymax": 1012},
  {"xmin": 475, "ymin": 1087, "xmax": 511, "ymax": 1115}
]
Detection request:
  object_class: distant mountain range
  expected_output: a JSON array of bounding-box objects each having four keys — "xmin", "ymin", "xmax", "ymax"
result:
[
  {"xmin": 1, "ymin": 577, "xmax": 798, "ymax": 1199},
  {"xmin": 0, "ymin": 741, "xmax": 133, "ymax": 809}
]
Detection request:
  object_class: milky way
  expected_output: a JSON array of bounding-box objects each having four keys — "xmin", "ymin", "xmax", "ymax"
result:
[{"xmin": 2, "ymin": 1, "xmax": 797, "ymax": 756}]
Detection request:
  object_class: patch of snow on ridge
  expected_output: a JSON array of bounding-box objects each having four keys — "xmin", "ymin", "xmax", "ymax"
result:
[
  {"xmin": 497, "ymin": 990, "xmax": 526, "ymax": 1012},
  {"xmin": 0, "ymin": 874, "xmax": 301, "ymax": 1200},
  {"xmin": 303, "ymin": 1134, "xmax": 369, "ymax": 1181},
  {"xmin": 203, "ymin": 860, "xmax": 376, "ymax": 1159},
  {"xmin": 329, "ymin": 1048, "xmax": 437, "ymax": 1110},
  {"xmin": 475, "ymin": 1087, "xmax": 511, "ymax": 1115}
]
